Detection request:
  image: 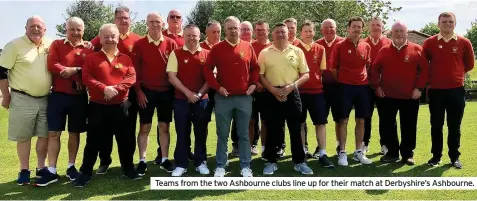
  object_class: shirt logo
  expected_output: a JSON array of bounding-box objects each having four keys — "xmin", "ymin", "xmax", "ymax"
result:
[
  {"xmin": 452, "ymin": 46, "xmax": 458, "ymax": 53},
  {"xmin": 184, "ymin": 59, "xmax": 189, "ymax": 64},
  {"xmin": 438, "ymin": 45, "xmax": 443, "ymax": 49},
  {"xmin": 115, "ymin": 63, "xmax": 123, "ymax": 69},
  {"xmin": 240, "ymin": 50, "xmax": 245, "ymax": 59},
  {"xmin": 128, "ymin": 45, "xmax": 133, "ymax": 52},
  {"xmin": 348, "ymin": 49, "xmax": 352, "ymax": 54},
  {"xmin": 76, "ymin": 52, "xmax": 81, "ymax": 56},
  {"xmin": 404, "ymin": 56, "xmax": 410, "ymax": 63},
  {"xmin": 288, "ymin": 55, "xmax": 296, "ymax": 63},
  {"xmin": 313, "ymin": 55, "xmax": 318, "ymax": 64},
  {"xmin": 200, "ymin": 57, "xmax": 205, "ymax": 65}
]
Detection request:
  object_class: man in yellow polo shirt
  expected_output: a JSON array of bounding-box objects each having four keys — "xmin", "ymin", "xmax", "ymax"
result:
[
  {"xmin": 0, "ymin": 15, "xmax": 52, "ymax": 186},
  {"xmin": 259, "ymin": 22, "xmax": 312, "ymax": 175}
]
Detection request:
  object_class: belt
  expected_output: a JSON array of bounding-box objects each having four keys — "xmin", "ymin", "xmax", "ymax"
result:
[{"xmin": 11, "ymin": 88, "xmax": 47, "ymax": 98}]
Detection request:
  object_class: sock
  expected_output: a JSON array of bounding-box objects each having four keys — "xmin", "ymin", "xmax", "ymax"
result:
[
  {"xmin": 319, "ymin": 149, "xmax": 326, "ymax": 157},
  {"xmin": 67, "ymin": 163, "xmax": 74, "ymax": 169},
  {"xmin": 336, "ymin": 141, "xmax": 340, "ymax": 146},
  {"xmin": 262, "ymin": 146, "xmax": 265, "ymax": 152},
  {"xmin": 140, "ymin": 158, "xmax": 146, "ymax": 163},
  {"xmin": 161, "ymin": 157, "xmax": 168, "ymax": 163},
  {"xmin": 48, "ymin": 167, "xmax": 57, "ymax": 174},
  {"xmin": 303, "ymin": 147, "xmax": 307, "ymax": 153}
]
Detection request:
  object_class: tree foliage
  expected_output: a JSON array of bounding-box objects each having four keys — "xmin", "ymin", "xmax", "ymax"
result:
[
  {"xmin": 131, "ymin": 20, "xmax": 148, "ymax": 36},
  {"xmin": 186, "ymin": 0, "xmax": 401, "ymax": 39},
  {"xmin": 420, "ymin": 22, "xmax": 440, "ymax": 36},
  {"xmin": 56, "ymin": 0, "xmax": 114, "ymax": 41},
  {"xmin": 465, "ymin": 20, "xmax": 477, "ymax": 55}
]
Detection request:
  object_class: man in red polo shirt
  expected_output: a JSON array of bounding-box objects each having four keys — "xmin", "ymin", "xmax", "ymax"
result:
[
  {"xmin": 35, "ymin": 17, "xmax": 94, "ymax": 186},
  {"xmin": 297, "ymin": 20, "xmax": 334, "ymax": 168},
  {"xmin": 167, "ymin": 24, "xmax": 212, "ymax": 177},
  {"xmin": 371, "ymin": 21, "xmax": 428, "ymax": 166},
  {"xmin": 91, "ymin": 6, "xmax": 142, "ymax": 174},
  {"xmin": 284, "ymin": 18, "xmax": 301, "ymax": 46},
  {"xmin": 203, "ymin": 16, "xmax": 259, "ymax": 177},
  {"xmin": 163, "ymin": 9, "xmax": 185, "ymax": 47},
  {"xmin": 131, "ymin": 12, "xmax": 178, "ymax": 175},
  {"xmin": 74, "ymin": 23, "xmax": 139, "ymax": 187},
  {"xmin": 362, "ymin": 16, "xmax": 393, "ymax": 155},
  {"xmin": 200, "ymin": 20, "xmax": 221, "ymax": 50},
  {"xmin": 423, "ymin": 12, "xmax": 474, "ymax": 169},
  {"xmin": 330, "ymin": 17, "xmax": 372, "ymax": 166},
  {"xmin": 316, "ymin": 19, "xmax": 344, "ymax": 156}
]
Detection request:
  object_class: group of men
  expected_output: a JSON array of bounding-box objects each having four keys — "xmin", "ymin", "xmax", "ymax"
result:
[{"xmin": 0, "ymin": 5, "xmax": 473, "ymax": 188}]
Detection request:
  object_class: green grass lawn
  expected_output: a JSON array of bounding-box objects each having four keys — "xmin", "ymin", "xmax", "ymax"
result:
[
  {"xmin": 469, "ymin": 60, "xmax": 477, "ymax": 80},
  {"xmin": 0, "ymin": 102, "xmax": 476, "ymax": 200}
]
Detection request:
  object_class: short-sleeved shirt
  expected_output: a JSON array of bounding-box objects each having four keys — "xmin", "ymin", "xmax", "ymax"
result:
[
  {"xmin": 0, "ymin": 35, "xmax": 53, "ymax": 96},
  {"xmin": 258, "ymin": 44, "xmax": 309, "ymax": 86}
]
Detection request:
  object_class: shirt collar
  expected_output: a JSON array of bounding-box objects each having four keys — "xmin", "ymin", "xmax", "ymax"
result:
[
  {"xmin": 64, "ymin": 38, "xmax": 85, "ymax": 47},
  {"xmin": 119, "ymin": 32, "xmax": 129, "ymax": 40},
  {"xmin": 369, "ymin": 35, "xmax": 383, "ymax": 45},
  {"xmin": 270, "ymin": 43, "xmax": 293, "ymax": 53},
  {"xmin": 204, "ymin": 38, "xmax": 218, "ymax": 47},
  {"xmin": 300, "ymin": 40, "xmax": 314, "ymax": 51},
  {"xmin": 437, "ymin": 33, "xmax": 458, "ymax": 42},
  {"xmin": 182, "ymin": 44, "xmax": 202, "ymax": 53},
  {"xmin": 23, "ymin": 35, "xmax": 45, "ymax": 47},
  {"xmin": 324, "ymin": 35, "xmax": 337, "ymax": 47},
  {"xmin": 101, "ymin": 48, "xmax": 119, "ymax": 57},
  {"xmin": 225, "ymin": 38, "xmax": 240, "ymax": 47},
  {"xmin": 392, "ymin": 40, "xmax": 408, "ymax": 50},
  {"xmin": 147, "ymin": 34, "xmax": 164, "ymax": 45},
  {"xmin": 167, "ymin": 29, "xmax": 183, "ymax": 36}
]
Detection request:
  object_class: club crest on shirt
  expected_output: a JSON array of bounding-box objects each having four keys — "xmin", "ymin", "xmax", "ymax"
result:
[
  {"xmin": 288, "ymin": 55, "xmax": 296, "ymax": 63},
  {"xmin": 452, "ymin": 46, "xmax": 458, "ymax": 53},
  {"xmin": 44, "ymin": 48, "xmax": 49, "ymax": 55},
  {"xmin": 165, "ymin": 51, "xmax": 170, "ymax": 59},
  {"xmin": 313, "ymin": 55, "xmax": 318, "ymax": 64},
  {"xmin": 438, "ymin": 45, "xmax": 443, "ymax": 49},
  {"xmin": 348, "ymin": 49, "xmax": 352, "ymax": 54},
  {"xmin": 239, "ymin": 50, "xmax": 245, "ymax": 59},
  {"xmin": 200, "ymin": 57, "xmax": 205, "ymax": 64},
  {"xmin": 115, "ymin": 63, "xmax": 123, "ymax": 69},
  {"xmin": 76, "ymin": 52, "xmax": 81, "ymax": 56},
  {"xmin": 184, "ymin": 59, "xmax": 188, "ymax": 64},
  {"xmin": 128, "ymin": 45, "xmax": 133, "ymax": 52},
  {"xmin": 404, "ymin": 56, "xmax": 410, "ymax": 63}
]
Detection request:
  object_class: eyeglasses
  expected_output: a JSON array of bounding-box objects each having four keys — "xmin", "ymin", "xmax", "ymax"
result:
[
  {"xmin": 169, "ymin": 15, "xmax": 182, "ymax": 19},
  {"xmin": 115, "ymin": 16, "xmax": 130, "ymax": 20}
]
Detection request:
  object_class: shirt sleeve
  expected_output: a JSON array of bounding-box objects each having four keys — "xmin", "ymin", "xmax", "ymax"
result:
[
  {"xmin": 0, "ymin": 41, "xmax": 18, "ymax": 70},
  {"xmin": 203, "ymin": 47, "xmax": 221, "ymax": 90},
  {"xmin": 297, "ymin": 48, "xmax": 309, "ymax": 74},
  {"xmin": 463, "ymin": 39, "xmax": 475, "ymax": 73},
  {"xmin": 47, "ymin": 40, "xmax": 66, "ymax": 75},
  {"xmin": 371, "ymin": 48, "xmax": 384, "ymax": 89},
  {"xmin": 248, "ymin": 45, "xmax": 259, "ymax": 85},
  {"xmin": 166, "ymin": 51, "xmax": 179, "ymax": 73},
  {"xmin": 320, "ymin": 50, "xmax": 326, "ymax": 70},
  {"xmin": 258, "ymin": 50, "xmax": 266, "ymax": 75},
  {"xmin": 82, "ymin": 55, "xmax": 107, "ymax": 92}
]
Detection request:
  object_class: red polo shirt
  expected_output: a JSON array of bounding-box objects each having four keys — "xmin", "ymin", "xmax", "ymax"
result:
[
  {"xmin": 163, "ymin": 30, "xmax": 184, "ymax": 47},
  {"xmin": 200, "ymin": 40, "xmax": 215, "ymax": 50},
  {"xmin": 371, "ymin": 42, "xmax": 429, "ymax": 99},
  {"xmin": 131, "ymin": 35, "xmax": 178, "ymax": 92},
  {"xmin": 90, "ymin": 32, "xmax": 141, "ymax": 57},
  {"xmin": 82, "ymin": 51, "xmax": 136, "ymax": 104},
  {"xmin": 363, "ymin": 36, "xmax": 392, "ymax": 63},
  {"xmin": 330, "ymin": 38, "xmax": 371, "ymax": 85},
  {"xmin": 251, "ymin": 40, "xmax": 272, "ymax": 56},
  {"xmin": 47, "ymin": 39, "xmax": 95, "ymax": 95},
  {"xmin": 296, "ymin": 42, "xmax": 326, "ymax": 94},
  {"xmin": 203, "ymin": 40, "xmax": 259, "ymax": 95},
  {"xmin": 316, "ymin": 36, "xmax": 344, "ymax": 84},
  {"xmin": 422, "ymin": 34, "xmax": 475, "ymax": 89}
]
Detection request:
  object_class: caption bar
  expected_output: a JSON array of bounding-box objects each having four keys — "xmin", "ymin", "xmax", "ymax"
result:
[{"xmin": 150, "ymin": 177, "xmax": 477, "ymax": 190}]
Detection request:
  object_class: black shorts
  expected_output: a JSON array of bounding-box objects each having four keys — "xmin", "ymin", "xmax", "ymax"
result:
[
  {"xmin": 138, "ymin": 87, "xmax": 174, "ymax": 123},
  {"xmin": 300, "ymin": 93, "xmax": 327, "ymax": 125},
  {"xmin": 47, "ymin": 92, "xmax": 88, "ymax": 133},
  {"xmin": 323, "ymin": 83, "xmax": 340, "ymax": 122},
  {"xmin": 336, "ymin": 83, "xmax": 371, "ymax": 120}
]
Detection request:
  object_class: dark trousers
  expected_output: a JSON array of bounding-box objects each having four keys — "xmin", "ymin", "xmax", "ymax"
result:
[
  {"xmin": 173, "ymin": 98, "xmax": 211, "ymax": 168},
  {"xmin": 379, "ymin": 98, "xmax": 419, "ymax": 158},
  {"xmin": 363, "ymin": 86, "xmax": 393, "ymax": 147},
  {"xmin": 263, "ymin": 89, "xmax": 305, "ymax": 164},
  {"xmin": 99, "ymin": 90, "xmax": 138, "ymax": 166},
  {"xmin": 429, "ymin": 87, "xmax": 465, "ymax": 161},
  {"xmin": 80, "ymin": 101, "xmax": 135, "ymax": 176}
]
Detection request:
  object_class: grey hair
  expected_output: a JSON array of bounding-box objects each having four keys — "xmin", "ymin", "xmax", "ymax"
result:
[
  {"xmin": 240, "ymin": 21, "xmax": 253, "ymax": 29},
  {"xmin": 224, "ymin": 16, "xmax": 240, "ymax": 25},
  {"xmin": 99, "ymin": 23, "xmax": 119, "ymax": 35},
  {"xmin": 66, "ymin": 17, "xmax": 85, "ymax": 29},
  {"xmin": 146, "ymin": 12, "xmax": 163, "ymax": 21},
  {"xmin": 321, "ymin": 19, "xmax": 336, "ymax": 28},
  {"xmin": 391, "ymin": 21, "xmax": 408, "ymax": 31},
  {"xmin": 283, "ymin": 18, "xmax": 297, "ymax": 25}
]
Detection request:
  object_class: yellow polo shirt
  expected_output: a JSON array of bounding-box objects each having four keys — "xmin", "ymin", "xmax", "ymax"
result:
[
  {"xmin": 0, "ymin": 35, "xmax": 52, "ymax": 96},
  {"xmin": 258, "ymin": 44, "xmax": 309, "ymax": 86}
]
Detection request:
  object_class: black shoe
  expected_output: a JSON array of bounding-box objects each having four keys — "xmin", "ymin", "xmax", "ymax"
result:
[
  {"xmin": 96, "ymin": 165, "xmax": 109, "ymax": 175},
  {"xmin": 319, "ymin": 154, "xmax": 334, "ymax": 168},
  {"xmin": 451, "ymin": 159, "xmax": 463, "ymax": 169},
  {"xmin": 160, "ymin": 159, "xmax": 175, "ymax": 173},
  {"xmin": 312, "ymin": 146, "xmax": 320, "ymax": 159},
  {"xmin": 401, "ymin": 157, "xmax": 415, "ymax": 166},
  {"xmin": 73, "ymin": 173, "xmax": 91, "ymax": 188},
  {"xmin": 124, "ymin": 169, "xmax": 142, "ymax": 180},
  {"xmin": 137, "ymin": 161, "xmax": 147, "ymax": 176},
  {"xmin": 16, "ymin": 169, "xmax": 31, "ymax": 186},
  {"xmin": 66, "ymin": 166, "xmax": 80, "ymax": 181},
  {"xmin": 380, "ymin": 155, "xmax": 400, "ymax": 163},
  {"xmin": 260, "ymin": 152, "xmax": 268, "ymax": 162},
  {"xmin": 154, "ymin": 155, "xmax": 162, "ymax": 165},
  {"xmin": 277, "ymin": 148, "xmax": 285, "ymax": 158},
  {"xmin": 188, "ymin": 152, "xmax": 194, "ymax": 161},
  {"xmin": 34, "ymin": 171, "xmax": 59, "ymax": 187},
  {"xmin": 36, "ymin": 167, "xmax": 49, "ymax": 178},
  {"xmin": 305, "ymin": 152, "xmax": 313, "ymax": 159},
  {"xmin": 427, "ymin": 157, "xmax": 441, "ymax": 166}
]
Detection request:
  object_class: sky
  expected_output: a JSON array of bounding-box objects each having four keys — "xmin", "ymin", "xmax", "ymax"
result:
[{"xmin": 0, "ymin": 0, "xmax": 476, "ymax": 48}]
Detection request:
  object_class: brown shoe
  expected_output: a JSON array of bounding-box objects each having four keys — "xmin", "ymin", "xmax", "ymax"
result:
[{"xmin": 402, "ymin": 157, "xmax": 415, "ymax": 166}]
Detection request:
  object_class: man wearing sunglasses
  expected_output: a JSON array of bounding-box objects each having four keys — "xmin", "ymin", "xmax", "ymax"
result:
[{"xmin": 163, "ymin": 9, "xmax": 185, "ymax": 47}]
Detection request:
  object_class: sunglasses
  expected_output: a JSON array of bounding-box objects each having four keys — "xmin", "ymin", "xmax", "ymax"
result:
[{"xmin": 169, "ymin": 15, "xmax": 182, "ymax": 19}]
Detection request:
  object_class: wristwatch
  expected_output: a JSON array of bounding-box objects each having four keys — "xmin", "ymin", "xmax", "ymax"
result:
[{"xmin": 197, "ymin": 92, "xmax": 203, "ymax": 98}]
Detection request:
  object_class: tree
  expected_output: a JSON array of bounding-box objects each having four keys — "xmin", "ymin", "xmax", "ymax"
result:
[
  {"xmin": 186, "ymin": 0, "xmax": 216, "ymax": 39},
  {"xmin": 465, "ymin": 20, "xmax": 477, "ymax": 55},
  {"xmin": 420, "ymin": 22, "xmax": 440, "ymax": 36},
  {"xmin": 56, "ymin": 0, "xmax": 114, "ymax": 41},
  {"xmin": 131, "ymin": 20, "xmax": 148, "ymax": 36}
]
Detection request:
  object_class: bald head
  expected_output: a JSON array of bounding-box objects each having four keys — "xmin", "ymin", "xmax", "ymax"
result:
[
  {"xmin": 391, "ymin": 21, "xmax": 408, "ymax": 46},
  {"xmin": 167, "ymin": 9, "xmax": 182, "ymax": 31},
  {"xmin": 25, "ymin": 15, "xmax": 46, "ymax": 45}
]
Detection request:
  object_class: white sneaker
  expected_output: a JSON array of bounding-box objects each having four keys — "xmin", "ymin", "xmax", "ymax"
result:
[
  {"xmin": 360, "ymin": 142, "xmax": 369, "ymax": 153},
  {"xmin": 171, "ymin": 167, "xmax": 187, "ymax": 177},
  {"xmin": 240, "ymin": 168, "xmax": 253, "ymax": 177},
  {"xmin": 195, "ymin": 163, "xmax": 210, "ymax": 175},
  {"xmin": 353, "ymin": 150, "xmax": 372, "ymax": 165},
  {"xmin": 338, "ymin": 152, "xmax": 348, "ymax": 166},
  {"xmin": 214, "ymin": 168, "xmax": 226, "ymax": 177},
  {"xmin": 381, "ymin": 145, "xmax": 388, "ymax": 155}
]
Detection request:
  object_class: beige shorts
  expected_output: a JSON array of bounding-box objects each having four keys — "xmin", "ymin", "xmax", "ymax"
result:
[{"xmin": 8, "ymin": 91, "xmax": 48, "ymax": 141}]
